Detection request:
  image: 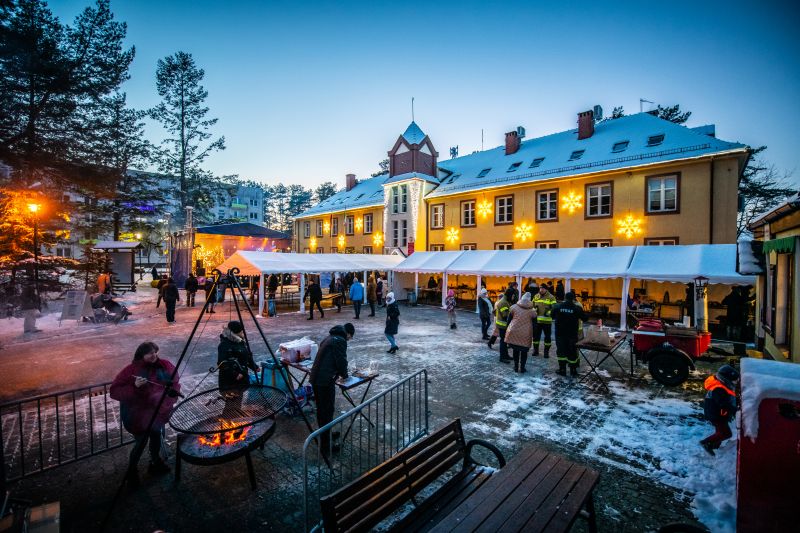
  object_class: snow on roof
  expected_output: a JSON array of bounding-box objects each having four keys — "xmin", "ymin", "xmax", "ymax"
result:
[
  {"xmin": 382, "ymin": 172, "xmax": 439, "ymax": 186},
  {"xmin": 430, "ymin": 113, "xmax": 747, "ymax": 198},
  {"xmin": 392, "ymin": 251, "xmax": 465, "ymax": 273},
  {"xmin": 297, "ymin": 174, "xmax": 387, "ymax": 218},
  {"xmin": 737, "ymin": 238, "xmax": 764, "ymax": 275},
  {"xmin": 216, "ymin": 251, "xmax": 403, "ymax": 275},
  {"xmin": 520, "ymin": 246, "xmax": 636, "ymax": 279},
  {"xmin": 402, "ymin": 121, "xmax": 427, "ymax": 145},
  {"xmin": 195, "ymin": 222, "xmax": 289, "ymax": 239},
  {"xmin": 626, "ymin": 244, "xmax": 754, "ymax": 284},
  {"xmin": 741, "ymin": 358, "xmax": 800, "ymax": 441},
  {"xmin": 92, "ymin": 241, "xmax": 141, "ymax": 250}
]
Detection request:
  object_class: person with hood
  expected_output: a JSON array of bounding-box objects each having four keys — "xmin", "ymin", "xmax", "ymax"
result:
[
  {"xmin": 385, "ymin": 292, "xmax": 400, "ymax": 353},
  {"xmin": 445, "ymin": 289, "xmax": 457, "ymax": 329},
  {"xmin": 508, "ymin": 281, "xmax": 520, "ymax": 304},
  {"xmin": 367, "ymin": 275, "xmax": 378, "ymax": 317},
  {"xmin": 110, "ymin": 341, "xmax": 181, "ymax": 486},
  {"xmin": 310, "ymin": 323, "xmax": 355, "ymax": 455},
  {"xmin": 477, "ymin": 288, "xmax": 494, "ymax": 340},
  {"xmin": 504, "ymin": 292, "xmax": 538, "ymax": 373},
  {"xmin": 304, "ymin": 277, "xmax": 324, "ymax": 320},
  {"xmin": 349, "ymin": 276, "xmax": 364, "ymax": 319},
  {"xmin": 700, "ymin": 365, "xmax": 739, "ymax": 455},
  {"xmin": 151, "ymin": 266, "xmax": 158, "ymax": 280},
  {"xmin": 217, "ymin": 321, "xmax": 258, "ymax": 391},
  {"xmin": 532, "ymin": 285, "xmax": 557, "ymax": 358},
  {"xmin": 203, "ymin": 275, "xmax": 217, "ymax": 314},
  {"xmin": 185, "ymin": 272, "xmax": 199, "ymax": 307},
  {"xmin": 552, "ymin": 292, "xmax": 588, "ymax": 376},
  {"xmin": 555, "ymin": 280, "xmax": 566, "ymax": 302},
  {"xmin": 163, "ymin": 277, "xmax": 180, "ymax": 323}
]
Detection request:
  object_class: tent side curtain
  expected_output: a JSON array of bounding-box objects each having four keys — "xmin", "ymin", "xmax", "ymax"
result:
[{"xmin": 762, "ymin": 236, "xmax": 796, "ymax": 254}]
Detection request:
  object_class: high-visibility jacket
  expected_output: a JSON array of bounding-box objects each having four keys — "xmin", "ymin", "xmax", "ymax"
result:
[
  {"xmin": 703, "ymin": 375, "xmax": 736, "ymax": 422},
  {"xmin": 495, "ymin": 298, "xmax": 510, "ymax": 328},
  {"xmin": 533, "ymin": 291, "xmax": 557, "ymax": 323}
]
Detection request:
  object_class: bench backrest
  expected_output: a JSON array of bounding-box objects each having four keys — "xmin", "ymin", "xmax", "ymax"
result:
[{"xmin": 320, "ymin": 418, "xmax": 467, "ymax": 532}]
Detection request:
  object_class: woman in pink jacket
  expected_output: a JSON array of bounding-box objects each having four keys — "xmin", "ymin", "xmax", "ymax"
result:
[{"xmin": 504, "ymin": 292, "xmax": 538, "ymax": 373}]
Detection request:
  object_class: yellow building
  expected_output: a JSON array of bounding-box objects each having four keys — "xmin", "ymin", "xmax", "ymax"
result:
[
  {"xmin": 295, "ymin": 109, "xmax": 750, "ymax": 254},
  {"xmin": 748, "ymin": 195, "xmax": 800, "ymax": 362}
]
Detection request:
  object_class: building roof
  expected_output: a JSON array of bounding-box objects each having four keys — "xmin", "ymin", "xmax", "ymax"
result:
[
  {"xmin": 297, "ymin": 174, "xmax": 387, "ymax": 217},
  {"xmin": 402, "ymin": 121, "xmax": 427, "ymax": 144},
  {"xmin": 748, "ymin": 192, "xmax": 800, "ymax": 229},
  {"xmin": 92, "ymin": 241, "xmax": 142, "ymax": 250},
  {"xmin": 428, "ymin": 112, "xmax": 748, "ymax": 198},
  {"xmin": 195, "ymin": 222, "xmax": 289, "ymax": 239},
  {"xmin": 382, "ymin": 171, "xmax": 440, "ymax": 186}
]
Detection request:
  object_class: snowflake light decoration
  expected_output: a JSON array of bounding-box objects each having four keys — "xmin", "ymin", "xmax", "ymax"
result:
[
  {"xmin": 446, "ymin": 227, "xmax": 460, "ymax": 243},
  {"xmin": 477, "ymin": 199, "xmax": 493, "ymax": 218},
  {"xmin": 309, "ymin": 237, "xmax": 317, "ymax": 249},
  {"xmin": 616, "ymin": 214, "xmax": 643, "ymax": 239},
  {"xmin": 355, "ymin": 217, "xmax": 363, "ymax": 231},
  {"xmin": 561, "ymin": 191, "xmax": 583, "ymax": 215},
  {"xmin": 323, "ymin": 221, "xmax": 330, "ymax": 233},
  {"xmin": 515, "ymin": 222, "xmax": 534, "ymax": 242},
  {"xmin": 372, "ymin": 232, "xmax": 383, "ymax": 247},
  {"xmin": 337, "ymin": 234, "xmax": 346, "ymax": 247}
]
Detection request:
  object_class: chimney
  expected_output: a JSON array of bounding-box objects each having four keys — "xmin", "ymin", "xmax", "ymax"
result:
[
  {"xmin": 345, "ymin": 173, "xmax": 357, "ymax": 191},
  {"xmin": 577, "ymin": 110, "xmax": 595, "ymax": 140},
  {"xmin": 505, "ymin": 131, "xmax": 521, "ymax": 155}
]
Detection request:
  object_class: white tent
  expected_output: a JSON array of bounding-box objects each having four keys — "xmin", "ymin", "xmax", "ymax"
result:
[
  {"xmin": 626, "ymin": 244, "xmax": 754, "ymax": 285},
  {"xmin": 392, "ymin": 251, "xmax": 465, "ymax": 273},
  {"xmin": 519, "ymin": 246, "xmax": 636, "ymax": 279}
]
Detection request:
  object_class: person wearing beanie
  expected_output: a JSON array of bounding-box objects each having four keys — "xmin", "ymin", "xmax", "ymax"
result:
[
  {"xmin": 310, "ymin": 323, "xmax": 354, "ymax": 456},
  {"xmin": 384, "ymin": 292, "xmax": 400, "ymax": 353},
  {"xmin": 504, "ymin": 292, "xmax": 537, "ymax": 373},
  {"xmin": 445, "ymin": 289, "xmax": 457, "ymax": 329},
  {"xmin": 700, "ymin": 364, "xmax": 739, "ymax": 455},
  {"xmin": 477, "ymin": 288, "xmax": 494, "ymax": 340},
  {"xmin": 217, "ymin": 321, "xmax": 258, "ymax": 392},
  {"xmin": 552, "ymin": 292, "xmax": 588, "ymax": 376}
]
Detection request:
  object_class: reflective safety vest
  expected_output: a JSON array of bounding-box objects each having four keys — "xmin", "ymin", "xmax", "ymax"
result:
[
  {"xmin": 495, "ymin": 300, "xmax": 510, "ymax": 328},
  {"xmin": 533, "ymin": 292, "xmax": 557, "ymax": 323}
]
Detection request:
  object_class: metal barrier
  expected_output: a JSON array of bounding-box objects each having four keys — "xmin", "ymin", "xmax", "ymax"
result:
[
  {"xmin": 302, "ymin": 369, "xmax": 429, "ymax": 532},
  {"xmin": 0, "ymin": 382, "xmax": 134, "ymax": 486}
]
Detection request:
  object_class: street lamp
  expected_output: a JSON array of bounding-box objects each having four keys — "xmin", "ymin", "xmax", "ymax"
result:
[
  {"xmin": 135, "ymin": 233, "xmax": 143, "ymax": 280},
  {"xmin": 27, "ymin": 203, "xmax": 40, "ymax": 299}
]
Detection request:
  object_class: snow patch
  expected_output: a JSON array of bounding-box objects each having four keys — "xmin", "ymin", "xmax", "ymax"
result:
[{"xmin": 740, "ymin": 358, "xmax": 800, "ymax": 440}]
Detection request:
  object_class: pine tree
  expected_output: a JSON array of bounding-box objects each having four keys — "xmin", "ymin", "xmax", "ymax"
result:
[
  {"xmin": 737, "ymin": 146, "xmax": 797, "ymax": 237},
  {"xmin": 314, "ymin": 181, "xmax": 338, "ymax": 203},
  {"xmin": 150, "ymin": 51, "xmax": 225, "ymax": 223}
]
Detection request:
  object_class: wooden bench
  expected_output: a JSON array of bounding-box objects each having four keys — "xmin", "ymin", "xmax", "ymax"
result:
[{"xmin": 319, "ymin": 418, "xmax": 506, "ymax": 533}]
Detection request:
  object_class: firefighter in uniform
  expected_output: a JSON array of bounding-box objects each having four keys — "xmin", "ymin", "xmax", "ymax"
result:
[
  {"xmin": 532, "ymin": 285, "xmax": 557, "ymax": 357},
  {"xmin": 494, "ymin": 289, "xmax": 513, "ymax": 364},
  {"xmin": 552, "ymin": 292, "xmax": 588, "ymax": 376}
]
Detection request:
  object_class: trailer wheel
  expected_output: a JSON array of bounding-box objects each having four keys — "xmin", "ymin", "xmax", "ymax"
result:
[{"xmin": 648, "ymin": 350, "xmax": 690, "ymax": 386}]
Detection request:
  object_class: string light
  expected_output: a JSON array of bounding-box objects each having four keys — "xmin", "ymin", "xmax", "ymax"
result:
[
  {"xmin": 616, "ymin": 214, "xmax": 643, "ymax": 239},
  {"xmin": 355, "ymin": 217, "xmax": 363, "ymax": 231},
  {"xmin": 561, "ymin": 191, "xmax": 583, "ymax": 215},
  {"xmin": 446, "ymin": 227, "xmax": 460, "ymax": 243},
  {"xmin": 338, "ymin": 234, "xmax": 346, "ymax": 247},
  {"xmin": 372, "ymin": 232, "xmax": 383, "ymax": 246},
  {"xmin": 477, "ymin": 199, "xmax": 493, "ymax": 218},
  {"xmin": 309, "ymin": 237, "xmax": 317, "ymax": 249},
  {"xmin": 514, "ymin": 222, "xmax": 534, "ymax": 242},
  {"xmin": 323, "ymin": 221, "xmax": 330, "ymax": 233}
]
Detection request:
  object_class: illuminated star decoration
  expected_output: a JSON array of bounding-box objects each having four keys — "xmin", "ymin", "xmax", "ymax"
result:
[
  {"xmin": 323, "ymin": 221, "xmax": 330, "ymax": 233},
  {"xmin": 372, "ymin": 232, "xmax": 383, "ymax": 247},
  {"xmin": 561, "ymin": 191, "xmax": 583, "ymax": 215},
  {"xmin": 515, "ymin": 222, "xmax": 534, "ymax": 242},
  {"xmin": 477, "ymin": 199, "xmax": 493, "ymax": 218},
  {"xmin": 309, "ymin": 237, "xmax": 317, "ymax": 249},
  {"xmin": 446, "ymin": 227, "xmax": 460, "ymax": 243},
  {"xmin": 355, "ymin": 217, "xmax": 363, "ymax": 231},
  {"xmin": 616, "ymin": 214, "xmax": 643, "ymax": 239},
  {"xmin": 337, "ymin": 234, "xmax": 346, "ymax": 247}
]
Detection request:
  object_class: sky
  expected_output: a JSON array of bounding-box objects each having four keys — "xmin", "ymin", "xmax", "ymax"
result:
[{"xmin": 51, "ymin": 0, "xmax": 800, "ymax": 190}]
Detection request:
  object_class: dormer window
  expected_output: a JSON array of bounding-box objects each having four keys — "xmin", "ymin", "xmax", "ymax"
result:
[
  {"xmin": 612, "ymin": 141, "xmax": 629, "ymax": 153},
  {"xmin": 477, "ymin": 168, "xmax": 491, "ymax": 178},
  {"xmin": 568, "ymin": 150, "xmax": 585, "ymax": 161},
  {"xmin": 647, "ymin": 134, "xmax": 665, "ymax": 147},
  {"xmin": 507, "ymin": 162, "xmax": 522, "ymax": 172},
  {"xmin": 529, "ymin": 157, "xmax": 545, "ymax": 168},
  {"xmin": 445, "ymin": 173, "xmax": 461, "ymax": 184}
]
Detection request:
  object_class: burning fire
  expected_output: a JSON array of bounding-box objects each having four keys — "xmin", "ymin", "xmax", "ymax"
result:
[{"xmin": 198, "ymin": 419, "xmax": 250, "ymax": 447}]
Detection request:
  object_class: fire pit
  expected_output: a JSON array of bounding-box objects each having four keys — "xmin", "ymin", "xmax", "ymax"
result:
[{"xmin": 170, "ymin": 385, "xmax": 287, "ymax": 490}]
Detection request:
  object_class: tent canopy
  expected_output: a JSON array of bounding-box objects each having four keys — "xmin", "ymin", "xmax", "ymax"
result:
[
  {"xmin": 519, "ymin": 246, "xmax": 636, "ymax": 279},
  {"xmin": 216, "ymin": 251, "xmax": 403, "ymax": 275},
  {"xmin": 625, "ymin": 244, "xmax": 751, "ymax": 284},
  {"xmin": 392, "ymin": 251, "xmax": 464, "ymax": 273}
]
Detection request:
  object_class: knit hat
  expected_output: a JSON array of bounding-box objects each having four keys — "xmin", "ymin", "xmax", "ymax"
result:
[
  {"xmin": 344, "ymin": 323, "xmax": 355, "ymax": 336},
  {"xmin": 447, "ymin": 289, "xmax": 455, "ymax": 297},
  {"xmin": 717, "ymin": 364, "xmax": 739, "ymax": 385},
  {"xmin": 386, "ymin": 292, "xmax": 395, "ymax": 304},
  {"xmin": 519, "ymin": 292, "xmax": 532, "ymax": 305},
  {"xmin": 227, "ymin": 320, "xmax": 244, "ymax": 334},
  {"xmin": 479, "ymin": 288, "xmax": 487, "ymax": 297},
  {"xmin": 565, "ymin": 292, "xmax": 576, "ymax": 301}
]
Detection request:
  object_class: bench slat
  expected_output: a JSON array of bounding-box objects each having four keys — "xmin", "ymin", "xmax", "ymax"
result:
[
  {"xmin": 335, "ymin": 466, "xmax": 411, "ymax": 525},
  {"xmin": 538, "ymin": 469, "xmax": 600, "ymax": 532},
  {"xmin": 518, "ymin": 465, "xmax": 587, "ymax": 532}
]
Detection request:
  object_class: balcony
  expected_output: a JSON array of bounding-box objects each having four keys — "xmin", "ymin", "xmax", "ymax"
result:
[{"xmin": 230, "ymin": 203, "xmax": 248, "ymax": 210}]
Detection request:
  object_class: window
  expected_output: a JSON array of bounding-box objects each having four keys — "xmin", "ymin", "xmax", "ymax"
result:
[
  {"xmin": 536, "ymin": 241, "xmax": 558, "ymax": 249},
  {"xmin": 460, "ymin": 243, "xmax": 477, "ymax": 250},
  {"xmin": 250, "ymin": 198, "xmax": 258, "ymax": 206},
  {"xmin": 585, "ymin": 182, "xmax": 612, "ymax": 218},
  {"xmin": 249, "ymin": 212, "xmax": 258, "ymax": 220},
  {"xmin": 647, "ymin": 134, "xmax": 665, "ymax": 146},
  {"xmin": 303, "ymin": 248, "xmax": 310, "ymax": 253},
  {"xmin": 612, "ymin": 141, "xmax": 629, "ymax": 152},
  {"xmin": 495, "ymin": 195, "xmax": 514, "ymax": 225},
  {"xmin": 331, "ymin": 247, "xmax": 338, "ymax": 253},
  {"xmin": 644, "ymin": 237, "xmax": 679, "ymax": 245},
  {"xmin": 303, "ymin": 221, "xmax": 310, "ymax": 238},
  {"xmin": 585, "ymin": 240, "xmax": 612, "ymax": 248},
  {"xmin": 400, "ymin": 184, "xmax": 408, "ymax": 213},
  {"xmin": 461, "ymin": 200, "xmax": 476, "ymax": 227},
  {"xmin": 430, "ymin": 204, "xmax": 444, "ymax": 229},
  {"xmin": 647, "ymin": 174, "xmax": 679, "ymax": 214},
  {"xmin": 363, "ymin": 213, "xmax": 373, "ymax": 234},
  {"xmin": 495, "ymin": 242, "xmax": 513, "ymax": 250},
  {"xmin": 529, "ymin": 157, "xmax": 545, "ymax": 168},
  {"xmin": 391, "ymin": 186, "xmax": 399, "ymax": 213},
  {"xmin": 401, "ymin": 220, "xmax": 408, "ymax": 246},
  {"xmin": 316, "ymin": 220, "xmax": 323, "ymax": 237},
  {"xmin": 345, "ymin": 215, "xmax": 354, "ymax": 235},
  {"xmin": 429, "ymin": 244, "xmax": 444, "ymax": 251},
  {"xmin": 331, "ymin": 217, "xmax": 338, "ymax": 236},
  {"xmin": 536, "ymin": 190, "xmax": 558, "ymax": 222},
  {"xmin": 316, "ymin": 247, "xmax": 324, "ymax": 253},
  {"xmin": 569, "ymin": 150, "xmax": 585, "ymax": 161},
  {"xmin": 445, "ymin": 174, "xmax": 461, "ymax": 184},
  {"xmin": 56, "ymin": 247, "xmax": 72, "ymax": 258},
  {"xmin": 218, "ymin": 209, "xmax": 225, "ymax": 218},
  {"xmin": 392, "ymin": 221, "xmax": 399, "ymax": 247},
  {"xmin": 363, "ymin": 246, "xmax": 373, "ymax": 254},
  {"xmin": 477, "ymin": 168, "xmax": 491, "ymax": 178},
  {"xmin": 507, "ymin": 162, "xmax": 522, "ymax": 172}
]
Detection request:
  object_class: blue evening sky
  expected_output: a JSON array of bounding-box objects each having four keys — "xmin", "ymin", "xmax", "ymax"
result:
[{"xmin": 52, "ymin": 0, "xmax": 800, "ymax": 189}]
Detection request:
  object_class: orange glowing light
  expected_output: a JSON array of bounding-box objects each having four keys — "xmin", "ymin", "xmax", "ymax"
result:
[
  {"xmin": 27, "ymin": 203, "xmax": 40, "ymax": 213},
  {"xmin": 198, "ymin": 419, "xmax": 251, "ymax": 447},
  {"xmin": 446, "ymin": 227, "xmax": 460, "ymax": 243},
  {"xmin": 372, "ymin": 232, "xmax": 383, "ymax": 246},
  {"xmin": 323, "ymin": 221, "xmax": 330, "ymax": 233},
  {"xmin": 477, "ymin": 199, "xmax": 492, "ymax": 218},
  {"xmin": 616, "ymin": 214, "xmax": 643, "ymax": 239},
  {"xmin": 561, "ymin": 191, "xmax": 583, "ymax": 215},
  {"xmin": 338, "ymin": 234, "xmax": 345, "ymax": 247},
  {"xmin": 514, "ymin": 222, "xmax": 534, "ymax": 242},
  {"xmin": 355, "ymin": 217, "xmax": 363, "ymax": 231},
  {"xmin": 309, "ymin": 237, "xmax": 317, "ymax": 249}
]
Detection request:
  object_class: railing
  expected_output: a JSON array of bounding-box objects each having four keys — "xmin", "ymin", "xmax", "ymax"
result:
[
  {"xmin": 302, "ymin": 369, "xmax": 429, "ymax": 532},
  {"xmin": 0, "ymin": 382, "xmax": 134, "ymax": 487}
]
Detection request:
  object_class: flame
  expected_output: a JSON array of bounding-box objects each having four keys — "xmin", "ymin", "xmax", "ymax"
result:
[{"xmin": 198, "ymin": 419, "xmax": 251, "ymax": 447}]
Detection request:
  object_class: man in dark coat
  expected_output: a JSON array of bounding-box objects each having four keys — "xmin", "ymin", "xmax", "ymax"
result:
[
  {"xmin": 185, "ymin": 273, "xmax": 199, "ymax": 307},
  {"xmin": 162, "ymin": 277, "xmax": 180, "ymax": 323},
  {"xmin": 217, "ymin": 320, "xmax": 258, "ymax": 391},
  {"xmin": 477, "ymin": 288, "xmax": 493, "ymax": 340},
  {"xmin": 555, "ymin": 280, "xmax": 565, "ymax": 301},
  {"xmin": 267, "ymin": 273, "xmax": 279, "ymax": 298},
  {"xmin": 156, "ymin": 275, "xmax": 167, "ymax": 308},
  {"xmin": 722, "ymin": 287, "xmax": 745, "ymax": 341},
  {"xmin": 151, "ymin": 266, "xmax": 158, "ymax": 280},
  {"xmin": 304, "ymin": 278, "xmax": 324, "ymax": 320},
  {"xmin": 552, "ymin": 292, "xmax": 588, "ymax": 376},
  {"xmin": 310, "ymin": 323, "xmax": 354, "ymax": 455},
  {"xmin": 385, "ymin": 292, "xmax": 400, "ymax": 353},
  {"xmin": 203, "ymin": 275, "xmax": 217, "ymax": 313}
]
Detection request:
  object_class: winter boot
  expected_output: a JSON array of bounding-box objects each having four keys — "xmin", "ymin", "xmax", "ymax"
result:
[
  {"xmin": 512, "ymin": 353, "xmax": 519, "ymax": 372},
  {"xmin": 557, "ymin": 361, "xmax": 567, "ymax": 376},
  {"xmin": 699, "ymin": 440, "xmax": 716, "ymax": 456},
  {"xmin": 519, "ymin": 353, "xmax": 528, "ymax": 373},
  {"xmin": 569, "ymin": 365, "xmax": 579, "ymax": 377},
  {"xmin": 543, "ymin": 347, "xmax": 550, "ymax": 359},
  {"xmin": 532, "ymin": 343, "xmax": 539, "ymax": 357}
]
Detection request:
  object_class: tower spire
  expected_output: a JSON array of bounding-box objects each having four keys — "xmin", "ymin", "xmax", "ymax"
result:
[{"xmin": 411, "ymin": 97, "xmax": 415, "ymax": 122}]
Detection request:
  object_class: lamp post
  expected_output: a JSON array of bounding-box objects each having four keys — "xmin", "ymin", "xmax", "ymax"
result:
[
  {"xmin": 27, "ymin": 203, "xmax": 40, "ymax": 299},
  {"xmin": 135, "ymin": 233, "xmax": 143, "ymax": 280},
  {"xmin": 693, "ymin": 276, "xmax": 709, "ymax": 332}
]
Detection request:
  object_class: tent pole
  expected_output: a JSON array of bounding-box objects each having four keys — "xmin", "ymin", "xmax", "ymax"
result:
[
  {"xmin": 476, "ymin": 275, "xmax": 481, "ymax": 313},
  {"xmin": 620, "ymin": 277, "xmax": 630, "ymax": 331},
  {"xmin": 414, "ymin": 272, "xmax": 418, "ymax": 299},
  {"xmin": 299, "ymin": 273, "xmax": 305, "ymax": 314},
  {"xmin": 565, "ymin": 278, "xmax": 571, "ymax": 295},
  {"xmin": 258, "ymin": 273, "xmax": 265, "ymax": 316},
  {"xmin": 363, "ymin": 270, "xmax": 368, "ymax": 303},
  {"xmin": 441, "ymin": 272, "xmax": 447, "ymax": 308},
  {"xmin": 516, "ymin": 274, "xmax": 522, "ymax": 299}
]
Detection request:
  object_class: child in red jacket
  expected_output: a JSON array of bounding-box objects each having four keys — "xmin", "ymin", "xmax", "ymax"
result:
[{"xmin": 700, "ymin": 364, "xmax": 739, "ymax": 455}]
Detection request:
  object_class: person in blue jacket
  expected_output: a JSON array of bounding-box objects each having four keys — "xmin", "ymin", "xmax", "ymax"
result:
[{"xmin": 349, "ymin": 276, "xmax": 364, "ymax": 319}]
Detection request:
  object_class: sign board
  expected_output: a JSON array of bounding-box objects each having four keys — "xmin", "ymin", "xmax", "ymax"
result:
[{"xmin": 60, "ymin": 291, "xmax": 93, "ymax": 322}]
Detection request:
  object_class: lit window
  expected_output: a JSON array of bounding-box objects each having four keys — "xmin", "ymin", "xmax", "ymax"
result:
[
  {"xmin": 495, "ymin": 196, "xmax": 513, "ymax": 224},
  {"xmin": 647, "ymin": 134, "xmax": 665, "ymax": 146},
  {"xmin": 569, "ymin": 150, "xmax": 585, "ymax": 161},
  {"xmin": 461, "ymin": 200, "xmax": 476, "ymax": 227},
  {"xmin": 585, "ymin": 240, "xmax": 612, "ymax": 248},
  {"xmin": 460, "ymin": 244, "xmax": 477, "ymax": 250},
  {"xmin": 494, "ymin": 242, "xmax": 513, "ymax": 250},
  {"xmin": 431, "ymin": 204, "xmax": 444, "ymax": 229},
  {"xmin": 529, "ymin": 157, "xmax": 545, "ymax": 168},
  {"xmin": 612, "ymin": 141, "xmax": 629, "ymax": 152},
  {"xmin": 586, "ymin": 183, "xmax": 612, "ymax": 217},
  {"xmin": 477, "ymin": 168, "xmax": 491, "ymax": 178},
  {"xmin": 507, "ymin": 162, "xmax": 522, "ymax": 172},
  {"xmin": 537, "ymin": 190, "xmax": 558, "ymax": 221}
]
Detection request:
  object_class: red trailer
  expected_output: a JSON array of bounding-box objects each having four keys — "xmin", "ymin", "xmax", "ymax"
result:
[{"xmin": 631, "ymin": 318, "xmax": 713, "ymax": 385}]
